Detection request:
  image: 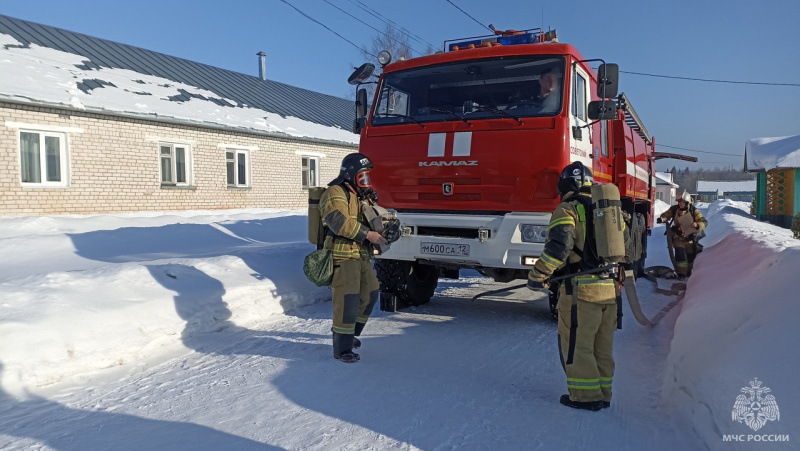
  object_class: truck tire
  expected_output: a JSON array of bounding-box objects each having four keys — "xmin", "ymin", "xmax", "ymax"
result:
[{"xmin": 375, "ymin": 260, "xmax": 440, "ymax": 310}]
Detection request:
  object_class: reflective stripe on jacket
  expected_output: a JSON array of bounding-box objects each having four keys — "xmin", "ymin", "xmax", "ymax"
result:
[
  {"xmin": 532, "ymin": 192, "xmax": 588, "ymax": 276},
  {"xmin": 529, "ymin": 191, "xmax": 619, "ymax": 303},
  {"xmin": 319, "ymin": 184, "xmax": 370, "ymax": 260},
  {"xmin": 660, "ymin": 204, "xmax": 707, "ymax": 234}
]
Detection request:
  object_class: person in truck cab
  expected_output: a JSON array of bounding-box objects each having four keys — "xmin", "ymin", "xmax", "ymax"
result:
[
  {"xmin": 534, "ymin": 68, "xmax": 562, "ymax": 113},
  {"xmin": 507, "ymin": 67, "xmax": 562, "ymax": 114},
  {"xmin": 319, "ymin": 153, "xmax": 387, "ymax": 363},
  {"xmin": 658, "ymin": 191, "xmax": 707, "ymax": 280}
]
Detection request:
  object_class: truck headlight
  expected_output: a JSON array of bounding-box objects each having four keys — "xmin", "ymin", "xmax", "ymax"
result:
[{"xmin": 520, "ymin": 224, "xmax": 547, "ymax": 243}]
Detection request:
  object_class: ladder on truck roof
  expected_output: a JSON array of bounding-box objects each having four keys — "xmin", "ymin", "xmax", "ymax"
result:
[{"xmin": 617, "ymin": 93, "xmax": 651, "ymax": 146}]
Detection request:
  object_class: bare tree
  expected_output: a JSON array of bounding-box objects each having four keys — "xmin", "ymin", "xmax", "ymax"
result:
[
  {"xmin": 347, "ymin": 25, "xmax": 435, "ymax": 103},
  {"xmin": 362, "ymin": 24, "xmax": 414, "ymax": 63}
]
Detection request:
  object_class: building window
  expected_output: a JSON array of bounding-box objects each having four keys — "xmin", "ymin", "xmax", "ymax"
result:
[
  {"xmin": 656, "ymin": 192, "xmax": 664, "ymax": 201},
  {"xmin": 160, "ymin": 143, "xmax": 191, "ymax": 187},
  {"xmin": 226, "ymin": 149, "xmax": 250, "ymax": 188},
  {"xmin": 301, "ymin": 156, "xmax": 319, "ymax": 190},
  {"xmin": 20, "ymin": 130, "xmax": 68, "ymax": 187}
]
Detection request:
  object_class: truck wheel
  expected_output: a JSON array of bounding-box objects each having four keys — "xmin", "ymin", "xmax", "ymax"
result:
[{"xmin": 375, "ymin": 260, "xmax": 440, "ymax": 310}]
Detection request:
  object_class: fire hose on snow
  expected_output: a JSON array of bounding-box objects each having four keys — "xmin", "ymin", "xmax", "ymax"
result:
[{"xmin": 472, "ymin": 265, "xmax": 686, "ymax": 326}]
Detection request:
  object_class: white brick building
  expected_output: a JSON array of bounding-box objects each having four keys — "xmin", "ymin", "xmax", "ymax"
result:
[{"xmin": 0, "ymin": 15, "xmax": 358, "ymax": 215}]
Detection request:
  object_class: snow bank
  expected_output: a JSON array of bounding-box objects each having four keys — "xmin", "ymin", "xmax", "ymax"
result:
[
  {"xmin": 663, "ymin": 199, "xmax": 799, "ymax": 448},
  {"xmin": 654, "ymin": 199, "xmax": 671, "ymax": 218},
  {"xmin": 0, "ymin": 209, "xmax": 329, "ymax": 396}
]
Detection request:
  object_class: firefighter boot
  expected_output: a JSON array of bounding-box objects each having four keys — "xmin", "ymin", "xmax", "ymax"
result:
[
  {"xmin": 353, "ymin": 322, "xmax": 366, "ymax": 349},
  {"xmin": 560, "ymin": 394, "xmax": 603, "ymax": 411},
  {"xmin": 332, "ymin": 332, "xmax": 360, "ymax": 363}
]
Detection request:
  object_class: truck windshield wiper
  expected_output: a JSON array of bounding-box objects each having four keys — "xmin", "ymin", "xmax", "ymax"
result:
[
  {"xmin": 376, "ymin": 112, "xmax": 425, "ymax": 128},
  {"xmin": 427, "ymin": 107, "xmax": 471, "ymax": 126},
  {"xmin": 473, "ymin": 105, "xmax": 523, "ymax": 124}
]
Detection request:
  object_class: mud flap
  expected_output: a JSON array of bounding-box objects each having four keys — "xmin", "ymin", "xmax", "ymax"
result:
[{"xmin": 379, "ymin": 291, "xmax": 398, "ymax": 312}]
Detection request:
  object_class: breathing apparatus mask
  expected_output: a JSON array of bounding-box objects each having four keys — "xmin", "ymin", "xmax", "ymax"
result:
[{"xmin": 355, "ymin": 170, "xmax": 378, "ymax": 202}]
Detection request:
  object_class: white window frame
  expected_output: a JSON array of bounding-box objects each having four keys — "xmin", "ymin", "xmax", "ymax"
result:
[
  {"xmin": 19, "ymin": 129, "xmax": 69, "ymax": 187},
  {"xmin": 226, "ymin": 148, "xmax": 251, "ymax": 188},
  {"xmin": 159, "ymin": 142, "xmax": 192, "ymax": 187},
  {"xmin": 301, "ymin": 155, "xmax": 320, "ymax": 190}
]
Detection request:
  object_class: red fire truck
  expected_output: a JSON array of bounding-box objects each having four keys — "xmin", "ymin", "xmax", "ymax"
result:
[{"xmin": 348, "ymin": 28, "xmax": 687, "ymax": 311}]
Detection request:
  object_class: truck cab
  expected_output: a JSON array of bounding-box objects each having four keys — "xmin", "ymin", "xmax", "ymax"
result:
[{"xmin": 349, "ymin": 29, "xmax": 655, "ymax": 311}]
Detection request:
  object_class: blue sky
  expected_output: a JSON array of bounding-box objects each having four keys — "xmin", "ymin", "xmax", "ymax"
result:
[{"xmin": 2, "ymin": 0, "xmax": 799, "ymax": 170}]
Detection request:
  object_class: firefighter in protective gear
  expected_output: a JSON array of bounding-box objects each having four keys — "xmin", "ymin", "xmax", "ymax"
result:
[
  {"xmin": 527, "ymin": 161, "xmax": 620, "ymax": 411},
  {"xmin": 658, "ymin": 191, "xmax": 707, "ymax": 279},
  {"xmin": 319, "ymin": 153, "xmax": 387, "ymax": 363}
]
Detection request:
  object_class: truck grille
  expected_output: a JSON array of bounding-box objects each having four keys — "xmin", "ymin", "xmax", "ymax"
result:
[
  {"xmin": 416, "ymin": 226, "xmax": 488, "ymax": 239},
  {"xmin": 419, "ymin": 193, "xmax": 481, "ymax": 201},
  {"xmin": 418, "ymin": 178, "xmax": 481, "ymax": 185}
]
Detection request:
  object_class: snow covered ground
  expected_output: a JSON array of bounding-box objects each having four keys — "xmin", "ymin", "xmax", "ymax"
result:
[{"xmin": 0, "ymin": 199, "xmax": 796, "ymax": 449}]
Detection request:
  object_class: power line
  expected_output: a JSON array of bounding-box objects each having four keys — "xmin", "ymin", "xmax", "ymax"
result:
[
  {"xmin": 347, "ymin": 0, "xmax": 437, "ymax": 50},
  {"xmin": 657, "ymin": 143, "xmax": 743, "ymax": 157},
  {"xmin": 277, "ymin": 0, "xmax": 375, "ymax": 58},
  {"xmin": 323, "ymin": 0, "xmax": 382, "ymax": 35},
  {"xmin": 621, "ymin": 70, "xmax": 800, "ymax": 87},
  {"xmin": 323, "ymin": 0, "xmax": 424, "ymax": 56},
  {"xmin": 444, "ymin": 0, "xmax": 492, "ymax": 32}
]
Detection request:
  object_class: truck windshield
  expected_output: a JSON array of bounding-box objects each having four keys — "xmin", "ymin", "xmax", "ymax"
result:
[{"xmin": 372, "ymin": 56, "xmax": 565, "ymax": 126}]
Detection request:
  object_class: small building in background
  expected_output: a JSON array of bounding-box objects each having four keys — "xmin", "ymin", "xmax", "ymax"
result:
[
  {"xmin": 744, "ymin": 134, "xmax": 800, "ymax": 228},
  {"xmin": 695, "ymin": 180, "xmax": 756, "ymax": 203},
  {"xmin": 655, "ymin": 172, "xmax": 678, "ymax": 205}
]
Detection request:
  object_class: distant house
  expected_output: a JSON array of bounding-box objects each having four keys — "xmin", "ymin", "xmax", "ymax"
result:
[
  {"xmin": 744, "ymin": 134, "xmax": 800, "ymax": 228},
  {"xmin": 695, "ymin": 180, "xmax": 756, "ymax": 203},
  {"xmin": 655, "ymin": 172, "xmax": 678, "ymax": 205},
  {"xmin": 0, "ymin": 15, "xmax": 358, "ymax": 215}
]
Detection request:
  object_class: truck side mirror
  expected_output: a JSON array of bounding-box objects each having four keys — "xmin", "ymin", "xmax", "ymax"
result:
[
  {"xmin": 356, "ymin": 88, "xmax": 368, "ymax": 118},
  {"xmin": 352, "ymin": 117, "xmax": 366, "ymax": 134},
  {"xmin": 596, "ymin": 63, "xmax": 619, "ymax": 99},
  {"xmin": 588, "ymin": 100, "xmax": 617, "ymax": 120},
  {"xmin": 348, "ymin": 63, "xmax": 375, "ymax": 85}
]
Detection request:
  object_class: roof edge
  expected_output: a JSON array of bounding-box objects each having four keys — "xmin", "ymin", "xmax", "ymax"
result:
[{"xmin": 0, "ymin": 96, "xmax": 359, "ymax": 148}]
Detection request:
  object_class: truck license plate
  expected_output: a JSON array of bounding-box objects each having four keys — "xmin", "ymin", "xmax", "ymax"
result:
[{"xmin": 420, "ymin": 242, "xmax": 470, "ymax": 257}]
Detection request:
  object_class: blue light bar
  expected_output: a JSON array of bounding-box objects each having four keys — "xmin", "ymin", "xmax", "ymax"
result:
[
  {"xmin": 498, "ymin": 33, "xmax": 538, "ymax": 46},
  {"xmin": 447, "ymin": 32, "xmax": 539, "ymax": 51}
]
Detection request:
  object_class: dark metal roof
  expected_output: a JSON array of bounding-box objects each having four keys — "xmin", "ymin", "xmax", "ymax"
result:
[{"xmin": 0, "ymin": 14, "xmax": 354, "ymax": 130}]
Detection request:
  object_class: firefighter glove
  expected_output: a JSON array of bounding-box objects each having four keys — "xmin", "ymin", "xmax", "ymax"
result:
[
  {"xmin": 527, "ymin": 279, "xmax": 546, "ymax": 290},
  {"xmin": 527, "ymin": 270, "xmax": 548, "ymax": 291}
]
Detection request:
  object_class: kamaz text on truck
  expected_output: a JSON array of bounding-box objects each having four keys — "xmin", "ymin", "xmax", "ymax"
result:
[{"xmin": 347, "ymin": 27, "xmax": 695, "ymax": 311}]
